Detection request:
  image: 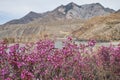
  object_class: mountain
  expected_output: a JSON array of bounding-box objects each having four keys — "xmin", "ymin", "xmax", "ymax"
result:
[
  {"xmin": 0, "ymin": 2, "xmax": 119, "ymax": 42},
  {"xmin": 4, "ymin": 11, "xmax": 43, "ymax": 25},
  {"xmin": 4, "ymin": 2, "xmax": 115, "ymax": 25}
]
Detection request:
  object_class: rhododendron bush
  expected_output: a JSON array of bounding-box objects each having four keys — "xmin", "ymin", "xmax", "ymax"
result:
[{"xmin": 0, "ymin": 38, "xmax": 120, "ymax": 80}]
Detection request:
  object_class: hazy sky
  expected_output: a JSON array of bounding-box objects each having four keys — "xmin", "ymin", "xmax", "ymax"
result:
[{"xmin": 0, "ymin": 0, "xmax": 120, "ymax": 24}]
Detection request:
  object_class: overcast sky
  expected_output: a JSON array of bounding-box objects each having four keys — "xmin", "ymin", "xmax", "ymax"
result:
[{"xmin": 0, "ymin": 0, "xmax": 120, "ymax": 24}]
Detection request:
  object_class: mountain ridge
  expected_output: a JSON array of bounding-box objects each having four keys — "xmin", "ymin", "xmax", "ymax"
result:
[{"xmin": 4, "ymin": 2, "xmax": 115, "ymax": 25}]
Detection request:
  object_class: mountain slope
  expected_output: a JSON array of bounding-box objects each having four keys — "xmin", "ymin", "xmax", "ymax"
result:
[
  {"xmin": 4, "ymin": 11, "xmax": 43, "ymax": 25},
  {"xmin": 0, "ymin": 19, "xmax": 85, "ymax": 42},
  {"xmin": 73, "ymin": 13, "xmax": 120, "ymax": 41}
]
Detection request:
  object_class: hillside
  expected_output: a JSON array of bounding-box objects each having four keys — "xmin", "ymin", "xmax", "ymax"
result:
[
  {"xmin": 73, "ymin": 13, "xmax": 120, "ymax": 41},
  {"xmin": 0, "ymin": 19, "xmax": 85, "ymax": 42}
]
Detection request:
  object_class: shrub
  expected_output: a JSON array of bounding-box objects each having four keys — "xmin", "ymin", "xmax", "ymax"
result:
[{"xmin": 0, "ymin": 38, "xmax": 119, "ymax": 80}]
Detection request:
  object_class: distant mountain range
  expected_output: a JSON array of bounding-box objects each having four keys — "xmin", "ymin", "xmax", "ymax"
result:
[
  {"xmin": 0, "ymin": 2, "xmax": 120, "ymax": 42},
  {"xmin": 4, "ymin": 2, "xmax": 115, "ymax": 25}
]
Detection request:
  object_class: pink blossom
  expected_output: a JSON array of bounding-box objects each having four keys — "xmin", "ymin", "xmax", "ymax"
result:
[{"xmin": 21, "ymin": 69, "xmax": 34, "ymax": 80}]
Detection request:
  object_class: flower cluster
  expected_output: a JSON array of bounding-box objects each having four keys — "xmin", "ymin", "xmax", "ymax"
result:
[{"xmin": 0, "ymin": 38, "xmax": 120, "ymax": 80}]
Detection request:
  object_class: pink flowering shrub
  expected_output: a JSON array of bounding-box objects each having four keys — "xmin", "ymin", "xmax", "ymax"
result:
[{"xmin": 0, "ymin": 38, "xmax": 120, "ymax": 80}]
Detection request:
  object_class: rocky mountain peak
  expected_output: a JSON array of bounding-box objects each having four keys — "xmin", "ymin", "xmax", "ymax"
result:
[
  {"xmin": 93, "ymin": 3, "xmax": 103, "ymax": 6},
  {"xmin": 23, "ymin": 11, "xmax": 42, "ymax": 19},
  {"xmin": 56, "ymin": 2, "xmax": 115, "ymax": 19},
  {"xmin": 65, "ymin": 2, "xmax": 79, "ymax": 8},
  {"xmin": 26, "ymin": 11, "xmax": 39, "ymax": 17},
  {"xmin": 4, "ymin": 2, "xmax": 116, "ymax": 25}
]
